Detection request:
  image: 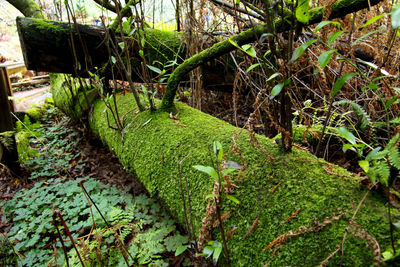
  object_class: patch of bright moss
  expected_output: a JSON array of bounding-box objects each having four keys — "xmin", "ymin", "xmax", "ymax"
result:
[
  {"xmin": 50, "ymin": 73, "xmax": 98, "ymax": 120},
  {"xmin": 52, "ymin": 77, "xmax": 396, "ymax": 265},
  {"xmin": 25, "ymin": 107, "xmax": 42, "ymax": 121},
  {"xmin": 87, "ymin": 95, "xmax": 394, "ymax": 265},
  {"xmin": 31, "ymin": 18, "xmax": 68, "ymax": 34}
]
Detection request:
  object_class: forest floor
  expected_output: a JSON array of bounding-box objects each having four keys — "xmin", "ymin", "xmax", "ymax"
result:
[{"xmin": 0, "ymin": 104, "xmax": 193, "ymax": 266}]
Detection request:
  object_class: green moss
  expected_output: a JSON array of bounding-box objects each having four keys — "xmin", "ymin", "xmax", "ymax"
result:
[
  {"xmin": 50, "ymin": 73, "xmax": 98, "ymax": 120},
  {"xmin": 144, "ymin": 29, "xmax": 185, "ymax": 66},
  {"xmin": 31, "ymin": 18, "xmax": 68, "ymax": 34},
  {"xmin": 83, "ymin": 94, "xmax": 396, "ymax": 266},
  {"xmin": 25, "ymin": 107, "xmax": 42, "ymax": 121}
]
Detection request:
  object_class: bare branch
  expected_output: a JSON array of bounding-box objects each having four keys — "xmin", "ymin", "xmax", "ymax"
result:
[{"xmin": 209, "ymin": 0, "xmax": 265, "ymax": 21}]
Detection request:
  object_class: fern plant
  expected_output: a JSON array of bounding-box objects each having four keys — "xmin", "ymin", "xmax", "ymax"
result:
[
  {"xmin": 358, "ymin": 133, "xmax": 400, "ymax": 186},
  {"xmin": 334, "ymin": 99, "xmax": 372, "ymax": 131},
  {"xmin": 66, "ymin": 194, "xmax": 189, "ymax": 267}
]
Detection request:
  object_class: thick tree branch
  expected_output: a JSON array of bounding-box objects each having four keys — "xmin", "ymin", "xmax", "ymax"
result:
[
  {"xmin": 92, "ymin": 0, "xmax": 120, "ymax": 13},
  {"xmin": 6, "ymin": 0, "xmax": 45, "ymax": 19},
  {"xmin": 109, "ymin": 0, "xmax": 139, "ymax": 30},
  {"xmin": 160, "ymin": 0, "xmax": 384, "ymax": 110}
]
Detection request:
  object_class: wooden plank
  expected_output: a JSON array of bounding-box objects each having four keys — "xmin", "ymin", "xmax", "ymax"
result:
[
  {"xmin": 7, "ymin": 65, "xmax": 27, "ymax": 75},
  {"xmin": 0, "ymin": 62, "xmax": 27, "ymax": 75},
  {"xmin": 12, "ymin": 77, "xmax": 49, "ymax": 88}
]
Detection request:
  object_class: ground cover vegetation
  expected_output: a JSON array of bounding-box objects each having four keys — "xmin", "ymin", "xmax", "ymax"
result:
[
  {"xmin": 2, "ymin": 0, "xmax": 400, "ymax": 265},
  {"xmin": 1, "ymin": 104, "xmax": 190, "ymax": 266}
]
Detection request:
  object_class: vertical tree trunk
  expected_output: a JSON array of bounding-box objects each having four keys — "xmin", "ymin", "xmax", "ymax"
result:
[
  {"xmin": 0, "ymin": 67, "xmax": 19, "ymax": 169},
  {"xmin": 176, "ymin": 0, "xmax": 181, "ymax": 31}
]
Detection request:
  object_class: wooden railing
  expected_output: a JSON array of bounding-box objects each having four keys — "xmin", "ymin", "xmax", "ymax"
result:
[{"xmin": 0, "ymin": 62, "xmax": 18, "ymax": 165}]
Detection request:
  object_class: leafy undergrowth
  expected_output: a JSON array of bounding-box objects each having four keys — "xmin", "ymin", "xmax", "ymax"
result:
[{"xmin": 0, "ymin": 105, "xmax": 190, "ymax": 266}]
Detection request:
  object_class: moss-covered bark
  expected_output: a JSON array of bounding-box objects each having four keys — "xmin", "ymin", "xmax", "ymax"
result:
[
  {"xmin": 17, "ymin": 17, "xmax": 185, "ymax": 80},
  {"xmin": 6, "ymin": 0, "xmax": 45, "ymax": 19},
  {"xmin": 160, "ymin": 0, "xmax": 384, "ymax": 110},
  {"xmin": 51, "ymin": 74, "xmax": 397, "ymax": 265}
]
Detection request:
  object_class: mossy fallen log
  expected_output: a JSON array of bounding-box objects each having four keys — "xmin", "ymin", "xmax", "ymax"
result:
[
  {"xmin": 16, "ymin": 17, "xmax": 185, "ymax": 79},
  {"xmin": 51, "ymin": 74, "xmax": 396, "ymax": 265}
]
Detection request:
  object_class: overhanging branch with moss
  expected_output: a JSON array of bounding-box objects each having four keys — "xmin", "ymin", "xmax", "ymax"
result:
[{"xmin": 159, "ymin": 0, "xmax": 384, "ymax": 110}]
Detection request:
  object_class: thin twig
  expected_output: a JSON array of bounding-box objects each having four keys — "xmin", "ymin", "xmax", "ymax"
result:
[{"xmin": 340, "ymin": 183, "xmax": 375, "ymax": 266}]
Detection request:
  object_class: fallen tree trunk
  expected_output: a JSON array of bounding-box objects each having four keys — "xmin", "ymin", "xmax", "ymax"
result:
[
  {"xmin": 16, "ymin": 17, "xmax": 186, "ymax": 79},
  {"xmin": 17, "ymin": 17, "xmax": 110, "ymax": 76},
  {"xmin": 51, "ymin": 73, "xmax": 396, "ymax": 265},
  {"xmin": 16, "ymin": 17, "xmax": 236, "ymax": 88}
]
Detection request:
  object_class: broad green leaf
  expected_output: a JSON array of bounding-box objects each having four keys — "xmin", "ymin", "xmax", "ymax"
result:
[
  {"xmin": 228, "ymin": 38, "xmax": 240, "ymax": 49},
  {"xmin": 122, "ymin": 20, "xmax": 130, "ymax": 33},
  {"xmin": 259, "ymin": 33, "xmax": 273, "ymax": 43},
  {"xmin": 382, "ymin": 250, "xmax": 394, "ymax": 261},
  {"xmin": 361, "ymin": 82, "xmax": 377, "ymax": 92},
  {"xmin": 175, "ymin": 245, "xmax": 188, "ymax": 256},
  {"xmin": 193, "ymin": 165, "xmax": 218, "ymax": 179},
  {"xmin": 331, "ymin": 73, "xmax": 357, "ymax": 97},
  {"xmin": 205, "ymin": 194, "xmax": 218, "ymax": 199},
  {"xmin": 263, "ymin": 50, "xmax": 271, "ymax": 58},
  {"xmin": 213, "ymin": 141, "xmax": 223, "ymax": 161},
  {"xmin": 270, "ymin": 82, "xmax": 284, "ymax": 100},
  {"xmin": 226, "ymin": 195, "xmax": 240, "ymax": 204},
  {"xmin": 392, "ymin": 5, "xmax": 400, "ymax": 28},
  {"xmin": 315, "ymin": 21, "xmax": 341, "ymax": 32},
  {"xmin": 118, "ymin": 42, "xmax": 125, "ymax": 50},
  {"xmin": 111, "ymin": 56, "xmax": 116, "ymax": 64},
  {"xmin": 203, "ymin": 246, "xmax": 214, "ymax": 258},
  {"xmin": 246, "ymin": 63, "xmax": 261, "ymax": 72},
  {"xmin": 290, "ymin": 39, "xmax": 317, "ymax": 62},
  {"xmin": 242, "ymin": 44, "xmax": 251, "ymax": 50},
  {"xmin": 318, "ymin": 49, "xmax": 336, "ymax": 69},
  {"xmin": 213, "ymin": 245, "xmax": 222, "ymax": 263},
  {"xmin": 343, "ymin": 143, "xmax": 355, "ymax": 152},
  {"xmin": 223, "ymin": 168, "xmax": 238, "ymax": 176},
  {"xmin": 270, "ymin": 79, "xmax": 290, "ymax": 99},
  {"xmin": 328, "ymin": 30, "xmax": 345, "ymax": 46},
  {"xmin": 266, "ymin": 72, "xmax": 282, "ymax": 82},
  {"xmin": 146, "ymin": 65, "xmax": 162, "ymax": 74},
  {"xmin": 360, "ymin": 14, "xmax": 386, "ymax": 29},
  {"xmin": 358, "ymin": 160, "xmax": 370, "ymax": 173},
  {"xmin": 337, "ymin": 126, "xmax": 356, "ymax": 144},
  {"xmin": 242, "ymin": 44, "xmax": 257, "ymax": 58},
  {"xmin": 139, "ymin": 50, "xmax": 144, "ymax": 57},
  {"xmin": 296, "ymin": 0, "xmax": 309, "ymax": 24}
]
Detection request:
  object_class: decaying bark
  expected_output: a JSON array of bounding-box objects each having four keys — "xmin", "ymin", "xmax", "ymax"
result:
[
  {"xmin": 16, "ymin": 17, "xmax": 236, "ymax": 87},
  {"xmin": 17, "ymin": 17, "xmax": 109, "ymax": 77}
]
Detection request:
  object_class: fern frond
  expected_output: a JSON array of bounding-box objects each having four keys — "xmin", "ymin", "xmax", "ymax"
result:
[
  {"xmin": 388, "ymin": 146, "xmax": 400, "ymax": 170},
  {"xmin": 387, "ymin": 133, "xmax": 400, "ymax": 149},
  {"xmin": 334, "ymin": 100, "xmax": 372, "ymax": 130},
  {"xmin": 369, "ymin": 161, "xmax": 390, "ymax": 186}
]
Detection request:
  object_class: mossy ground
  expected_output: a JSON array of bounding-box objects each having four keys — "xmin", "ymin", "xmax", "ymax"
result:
[{"xmin": 51, "ymin": 74, "xmax": 396, "ymax": 266}]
